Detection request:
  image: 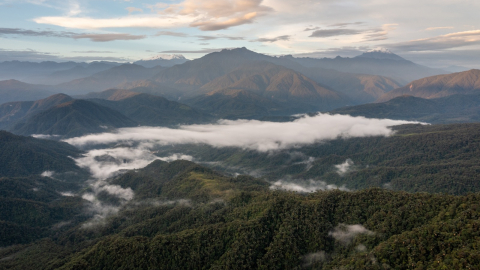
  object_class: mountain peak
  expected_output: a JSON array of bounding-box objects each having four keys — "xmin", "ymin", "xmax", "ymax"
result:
[
  {"xmin": 356, "ymin": 48, "xmax": 405, "ymax": 61},
  {"xmin": 220, "ymin": 47, "xmax": 255, "ymax": 54},
  {"xmin": 134, "ymin": 54, "xmax": 189, "ymax": 68},
  {"xmin": 376, "ymin": 69, "xmax": 480, "ymax": 102},
  {"xmin": 367, "ymin": 47, "xmax": 394, "ymax": 54},
  {"xmin": 140, "ymin": 54, "xmax": 186, "ymax": 61}
]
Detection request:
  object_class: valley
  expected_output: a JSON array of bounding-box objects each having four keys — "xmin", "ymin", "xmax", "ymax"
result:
[{"xmin": 1, "ymin": 47, "xmax": 480, "ymax": 269}]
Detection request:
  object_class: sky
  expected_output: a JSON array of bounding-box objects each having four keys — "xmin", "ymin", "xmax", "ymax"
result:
[{"xmin": 0, "ymin": 0, "xmax": 479, "ymax": 68}]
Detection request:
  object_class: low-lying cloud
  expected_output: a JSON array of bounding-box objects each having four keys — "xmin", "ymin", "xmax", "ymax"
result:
[
  {"xmin": 74, "ymin": 146, "xmax": 193, "ymax": 179},
  {"xmin": 73, "ymin": 146, "xmax": 193, "ymax": 227},
  {"xmin": 329, "ymin": 224, "xmax": 375, "ymax": 245},
  {"xmin": 335, "ymin": 158, "xmax": 354, "ymax": 176},
  {"xmin": 41, "ymin": 171, "xmax": 55, "ymax": 178},
  {"xmin": 302, "ymin": 251, "xmax": 327, "ymax": 267},
  {"xmin": 270, "ymin": 179, "xmax": 348, "ymax": 193},
  {"xmin": 65, "ymin": 114, "xmax": 422, "ymax": 152}
]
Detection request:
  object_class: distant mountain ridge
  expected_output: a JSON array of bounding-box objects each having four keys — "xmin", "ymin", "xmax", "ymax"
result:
[
  {"xmin": 194, "ymin": 61, "xmax": 350, "ymax": 113},
  {"xmin": 377, "ymin": 69, "xmax": 480, "ymax": 102},
  {"xmin": 288, "ymin": 51, "xmax": 445, "ymax": 84},
  {"xmin": 185, "ymin": 88, "xmax": 285, "ymax": 119},
  {"xmin": 0, "ymin": 92, "xmax": 213, "ymax": 137},
  {"xmin": 0, "ymin": 130, "xmax": 84, "ymax": 177},
  {"xmin": 134, "ymin": 54, "xmax": 189, "ymax": 68},
  {"xmin": 89, "ymin": 93, "xmax": 213, "ymax": 126},
  {"xmin": 0, "ymin": 93, "xmax": 73, "ymax": 129},
  {"xmin": 0, "ymin": 60, "xmax": 120, "ymax": 84},
  {"xmin": 44, "ymin": 62, "xmax": 121, "ymax": 84},
  {"xmin": 10, "ymin": 99, "xmax": 137, "ymax": 138},
  {"xmin": 55, "ymin": 64, "xmax": 165, "ymax": 95},
  {"xmin": 355, "ymin": 48, "xmax": 406, "ymax": 61},
  {"xmin": 0, "ymin": 79, "xmax": 54, "ymax": 104},
  {"xmin": 0, "ymin": 47, "xmax": 457, "ymax": 119},
  {"xmin": 78, "ymin": 89, "xmax": 141, "ymax": 101},
  {"xmin": 332, "ymin": 94, "xmax": 480, "ymax": 124}
]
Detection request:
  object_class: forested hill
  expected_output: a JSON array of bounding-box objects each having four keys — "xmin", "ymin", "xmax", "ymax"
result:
[
  {"xmin": 330, "ymin": 94, "xmax": 480, "ymax": 124},
  {"xmin": 0, "ymin": 131, "xmax": 89, "ymax": 246},
  {"xmin": 0, "ymin": 131, "xmax": 83, "ymax": 177},
  {"xmin": 149, "ymin": 123, "xmax": 480, "ymax": 195},
  {"xmin": 1, "ymin": 159, "xmax": 479, "ymax": 269}
]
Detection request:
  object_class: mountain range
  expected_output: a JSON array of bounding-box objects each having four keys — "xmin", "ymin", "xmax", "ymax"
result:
[
  {"xmin": 377, "ymin": 69, "xmax": 480, "ymax": 102},
  {"xmin": 10, "ymin": 99, "xmax": 138, "ymax": 138},
  {"xmin": 288, "ymin": 49, "xmax": 446, "ymax": 84},
  {"xmin": 0, "ymin": 91, "xmax": 212, "ymax": 138},
  {"xmin": 134, "ymin": 54, "xmax": 189, "ymax": 68},
  {"xmin": 0, "ymin": 61, "xmax": 120, "ymax": 84},
  {"xmin": 190, "ymin": 61, "xmax": 351, "ymax": 113},
  {"xmin": 332, "ymin": 94, "xmax": 480, "ymax": 124},
  {"xmin": 3, "ymin": 48, "xmax": 480, "ymax": 122},
  {"xmin": 0, "ymin": 80, "xmax": 54, "ymax": 104},
  {"xmin": 0, "ymin": 130, "xmax": 84, "ymax": 177},
  {"xmin": 89, "ymin": 92, "xmax": 212, "ymax": 126},
  {"xmin": 55, "ymin": 64, "xmax": 165, "ymax": 95},
  {"xmin": 3, "ymin": 47, "xmax": 480, "ymax": 270},
  {"xmin": 0, "ymin": 93, "xmax": 73, "ymax": 129}
]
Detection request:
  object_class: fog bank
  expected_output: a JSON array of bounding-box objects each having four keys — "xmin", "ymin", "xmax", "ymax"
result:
[{"xmin": 65, "ymin": 114, "xmax": 423, "ymax": 152}]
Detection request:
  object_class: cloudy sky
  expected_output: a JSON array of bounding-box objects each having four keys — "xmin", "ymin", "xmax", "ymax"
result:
[{"xmin": 0, "ymin": 0, "xmax": 479, "ymax": 68}]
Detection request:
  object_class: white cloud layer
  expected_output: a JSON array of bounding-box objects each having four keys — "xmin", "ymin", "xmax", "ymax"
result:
[
  {"xmin": 329, "ymin": 224, "xmax": 375, "ymax": 245},
  {"xmin": 41, "ymin": 170, "xmax": 54, "ymax": 178},
  {"xmin": 65, "ymin": 114, "xmax": 422, "ymax": 152},
  {"xmin": 270, "ymin": 179, "xmax": 348, "ymax": 193},
  {"xmin": 335, "ymin": 158, "xmax": 354, "ymax": 176},
  {"xmin": 73, "ymin": 146, "xmax": 193, "ymax": 179}
]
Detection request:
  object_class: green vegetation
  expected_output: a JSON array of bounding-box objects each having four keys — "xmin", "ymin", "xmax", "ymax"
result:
[
  {"xmin": 152, "ymin": 123, "xmax": 480, "ymax": 195},
  {"xmin": 185, "ymin": 88, "xmax": 286, "ymax": 119},
  {"xmin": 0, "ymin": 131, "xmax": 89, "ymax": 245},
  {"xmin": 10, "ymin": 99, "xmax": 137, "ymax": 138},
  {"xmin": 2, "ymin": 121, "xmax": 480, "ymax": 269},
  {"xmin": 0, "ymin": 131, "xmax": 84, "ymax": 177},
  {"xmin": 1, "ymin": 159, "xmax": 479, "ymax": 269},
  {"xmin": 90, "ymin": 93, "xmax": 213, "ymax": 126}
]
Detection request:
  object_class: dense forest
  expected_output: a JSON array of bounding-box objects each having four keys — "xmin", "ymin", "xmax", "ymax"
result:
[
  {"xmin": 149, "ymin": 123, "xmax": 480, "ymax": 195},
  {"xmin": 2, "ymin": 122, "xmax": 480, "ymax": 269},
  {"xmin": 0, "ymin": 131, "xmax": 85, "ymax": 178},
  {"xmin": 1, "ymin": 159, "xmax": 479, "ymax": 269}
]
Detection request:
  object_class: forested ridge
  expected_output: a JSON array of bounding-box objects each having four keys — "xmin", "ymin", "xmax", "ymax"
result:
[
  {"xmin": 1, "ymin": 159, "xmax": 479, "ymax": 269},
  {"xmin": 153, "ymin": 123, "xmax": 480, "ymax": 195},
  {"xmin": 0, "ymin": 131, "xmax": 84, "ymax": 177}
]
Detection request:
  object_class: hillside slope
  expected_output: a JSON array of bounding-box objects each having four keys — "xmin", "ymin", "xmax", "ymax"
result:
[
  {"xmin": 185, "ymin": 88, "xmax": 286, "ymax": 119},
  {"xmin": 0, "ymin": 80, "xmax": 54, "ymax": 104},
  {"xmin": 1, "ymin": 160, "xmax": 479, "ymax": 269},
  {"xmin": 89, "ymin": 93, "xmax": 212, "ymax": 126},
  {"xmin": 0, "ymin": 131, "xmax": 83, "ymax": 177},
  {"xmin": 332, "ymin": 94, "xmax": 480, "ymax": 123},
  {"xmin": 0, "ymin": 94, "xmax": 74, "ymax": 129},
  {"xmin": 290, "ymin": 50, "xmax": 446, "ymax": 84},
  {"xmin": 377, "ymin": 69, "xmax": 480, "ymax": 102},
  {"xmin": 198, "ymin": 62, "xmax": 351, "ymax": 112},
  {"xmin": 56, "ymin": 64, "xmax": 165, "ymax": 95},
  {"xmin": 10, "ymin": 99, "xmax": 137, "ymax": 138}
]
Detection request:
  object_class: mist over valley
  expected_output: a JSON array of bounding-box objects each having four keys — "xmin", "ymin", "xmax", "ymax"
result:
[{"xmin": 1, "ymin": 1, "xmax": 480, "ymax": 268}]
